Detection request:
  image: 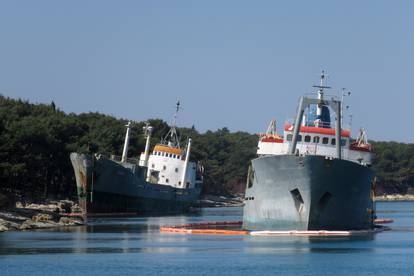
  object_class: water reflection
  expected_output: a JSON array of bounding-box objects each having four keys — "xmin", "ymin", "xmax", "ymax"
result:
[{"xmin": 0, "ymin": 205, "xmax": 410, "ymax": 257}]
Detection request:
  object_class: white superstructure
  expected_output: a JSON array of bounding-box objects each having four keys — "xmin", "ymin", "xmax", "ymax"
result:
[
  {"xmin": 137, "ymin": 101, "xmax": 203, "ymax": 189},
  {"xmin": 257, "ymin": 73, "xmax": 373, "ymax": 166}
]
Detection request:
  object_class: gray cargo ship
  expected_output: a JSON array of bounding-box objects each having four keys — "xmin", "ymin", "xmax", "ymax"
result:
[
  {"xmin": 70, "ymin": 102, "xmax": 203, "ymax": 216},
  {"xmin": 243, "ymin": 72, "xmax": 375, "ymax": 231}
]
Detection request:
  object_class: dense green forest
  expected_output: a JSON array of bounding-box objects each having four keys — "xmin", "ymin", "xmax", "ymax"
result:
[{"xmin": 0, "ymin": 95, "xmax": 413, "ymax": 203}]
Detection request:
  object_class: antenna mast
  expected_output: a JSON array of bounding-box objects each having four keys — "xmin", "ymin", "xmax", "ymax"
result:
[
  {"xmin": 172, "ymin": 100, "xmax": 180, "ymax": 129},
  {"xmin": 162, "ymin": 100, "xmax": 181, "ymax": 148},
  {"xmin": 312, "ymin": 70, "xmax": 331, "ymax": 127},
  {"xmin": 312, "ymin": 70, "xmax": 331, "ymax": 101}
]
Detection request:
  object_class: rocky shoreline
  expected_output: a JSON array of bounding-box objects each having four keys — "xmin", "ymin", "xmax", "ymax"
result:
[
  {"xmin": 0, "ymin": 200, "xmax": 84, "ymax": 232},
  {"xmin": 374, "ymin": 194, "xmax": 414, "ymax": 201}
]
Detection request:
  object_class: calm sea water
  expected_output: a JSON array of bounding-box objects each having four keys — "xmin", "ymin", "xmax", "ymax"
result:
[{"xmin": 1, "ymin": 202, "xmax": 414, "ymax": 276}]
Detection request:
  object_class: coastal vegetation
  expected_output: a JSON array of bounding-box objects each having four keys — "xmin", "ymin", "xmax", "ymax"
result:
[{"xmin": 0, "ymin": 95, "xmax": 413, "ymax": 203}]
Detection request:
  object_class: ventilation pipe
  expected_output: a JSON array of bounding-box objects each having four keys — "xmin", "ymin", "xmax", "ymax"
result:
[
  {"xmin": 121, "ymin": 122, "xmax": 132, "ymax": 163},
  {"xmin": 181, "ymin": 138, "xmax": 192, "ymax": 188},
  {"xmin": 143, "ymin": 125, "xmax": 153, "ymax": 167}
]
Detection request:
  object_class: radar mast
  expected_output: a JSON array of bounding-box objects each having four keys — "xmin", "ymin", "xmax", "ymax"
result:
[
  {"xmin": 162, "ymin": 100, "xmax": 181, "ymax": 148},
  {"xmin": 312, "ymin": 70, "xmax": 331, "ymax": 128}
]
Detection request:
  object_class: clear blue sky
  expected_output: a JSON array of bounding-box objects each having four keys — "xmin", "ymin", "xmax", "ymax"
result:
[{"xmin": 0, "ymin": 1, "xmax": 413, "ymax": 142}]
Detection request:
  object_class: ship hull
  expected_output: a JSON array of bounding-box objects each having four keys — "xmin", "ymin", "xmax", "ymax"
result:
[
  {"xmin": 243, "ymin": 155, "xmax": 375, "ymax": 231},
  {"xmin": 70, "ymin": 153, "xmax": 201, "ymax": 216}
]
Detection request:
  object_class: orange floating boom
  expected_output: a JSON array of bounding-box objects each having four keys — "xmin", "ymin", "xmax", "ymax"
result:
[{"xmin": 160, "ymin": 220, "xmax": 390, "ymax": 236}]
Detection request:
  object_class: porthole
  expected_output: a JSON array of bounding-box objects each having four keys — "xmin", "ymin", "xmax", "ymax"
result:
[
  {"xmin": 163, "ymin": 165, "xmax": 166, "ymax": 170},
  {"xmin": 175, "ymin": 168, "xmax": 179, "ymax": 173}
]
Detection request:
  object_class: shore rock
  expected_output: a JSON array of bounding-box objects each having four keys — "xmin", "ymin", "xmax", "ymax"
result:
[
  {"xmin": 32, "ymin": 213, "xmax": 54, "ymax": 222},
  {"xmin": 59, "ymin": 216, "xmax": 83, "ymax": 226},
  {"xmin": 0, "ymin": 218, "xmax": 10, "ymax": 232},
  {"xmin": 0, "ymin": 199, "xmax": 84, "ymax": 232},
  {"xmin": 375, "ymin": 194, "xmax": 414, "ymax": 201}
]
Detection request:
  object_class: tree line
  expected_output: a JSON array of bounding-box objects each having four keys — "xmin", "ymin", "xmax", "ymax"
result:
[{"xmin": 0, "ymin": 95, "xmax": 413, "ymax": 202}]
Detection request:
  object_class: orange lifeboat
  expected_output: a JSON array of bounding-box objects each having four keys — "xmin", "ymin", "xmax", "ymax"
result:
[
  {"xmin": 350, "ymin": 141, "xmax": 372, "ymax": 152},
  {"xmin": 260, "ymin": 134, "xmax": 283, "ymax": 143}
]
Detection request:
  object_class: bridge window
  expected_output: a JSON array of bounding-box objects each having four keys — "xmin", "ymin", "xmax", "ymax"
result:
[
  {"xmin": 297, "ymin": 135, "xmax": 302, "ymax": 142},
  {"xmin": 304, "ymin": 135, "xmax": 311, "ymax": 142},
  {"xmin": 331, "ymin": 138, "xmax": 336, "ymax": 145},
  {"xmin": 287, "ymin": 134, "xmax": 293, "ymax": 141},
  {"xmin": 313, "ymin": 136, "xmax": 320, "ymax": 143},
  {"xmin": 322, "ymin": 137, "xmax": 329, "ymax": 144},
  {"xmin": 341, "ymin": 139, "xmax": 347, "ymax": 146}
]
